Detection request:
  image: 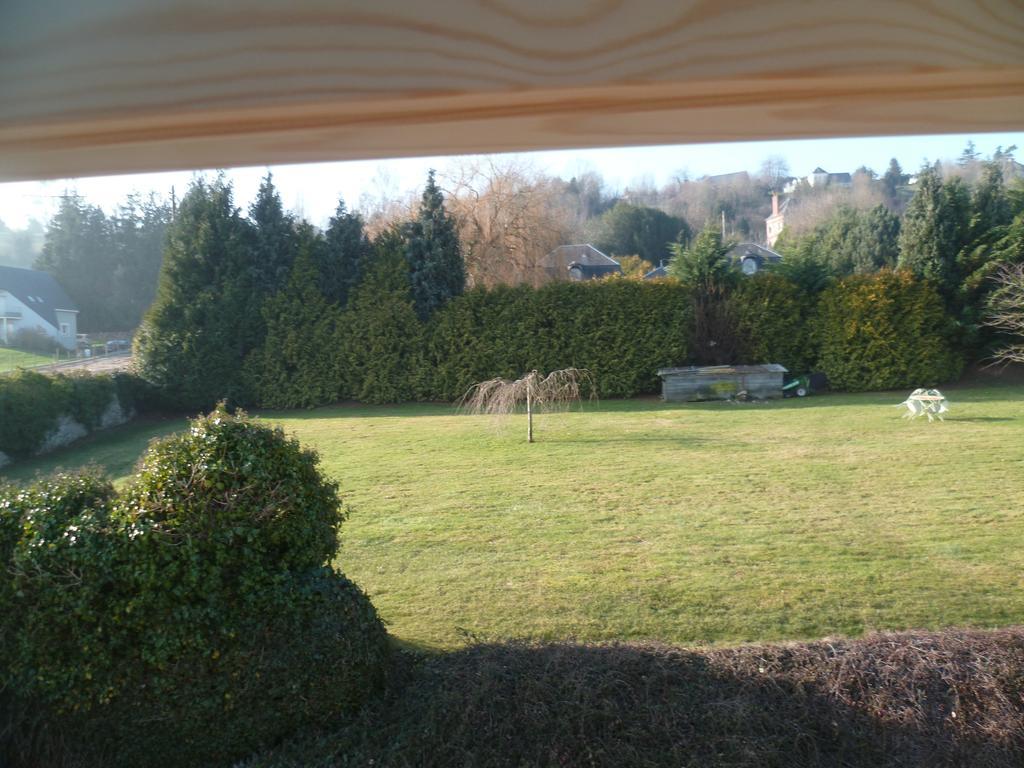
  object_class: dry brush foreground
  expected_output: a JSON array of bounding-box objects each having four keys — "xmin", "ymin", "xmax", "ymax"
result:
[{"xmin": 250, "ymin": 627, "xmax": 1024, "ymax": 767}]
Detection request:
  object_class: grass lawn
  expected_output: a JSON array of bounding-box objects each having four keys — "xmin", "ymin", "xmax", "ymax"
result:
[
  {"xmin": 3, "ymin": 385, "xmax": 1023, "ymax": 650},
  {"xmin": 0, "ymin": 347, "xmax": 55, "ymax": 372}
]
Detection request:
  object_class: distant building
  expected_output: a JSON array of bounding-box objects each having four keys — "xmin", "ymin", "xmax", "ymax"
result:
[
  {"xmin": 700, "ymin": 170, "xmax": 751, "ymax": 186},
  {"xmin": 0, "ymin": 266, "xmax": 79, "ymax": 350},
  {"xmin": 728, "ymin": 242, "xmax": 783, "ymax": 276},
  {"xmin": 807, "ymin": 167, "xmax": 852, "ymax": 188},
  {"xmin": 765, "ymin": 191, "xmax": 788, "ymax": 247},
  {"xmin": 542, "ymin": 244, "xmax": 622, "ymax": 281},
  {"xmin": 785, "ymin": 167, "xmax": 852, "ymax": 192}
]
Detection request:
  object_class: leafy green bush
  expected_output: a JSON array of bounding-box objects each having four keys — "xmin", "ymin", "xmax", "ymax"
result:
[
  {"xmin": 121, "ymin": 406, "xmax": 343, "ymax": 573},
  {"xmin": 1, "ymin": 408, "xmax": 389, "ymax": 768},
  {"xmin": 814, "ymin": 270, "xmax": 963, "ymax": 391}
]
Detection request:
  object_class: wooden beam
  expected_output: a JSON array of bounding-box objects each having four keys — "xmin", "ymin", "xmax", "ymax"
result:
[{"xmin": 2, "ymin": 1, "xmax": 1022, "ymax": 181}]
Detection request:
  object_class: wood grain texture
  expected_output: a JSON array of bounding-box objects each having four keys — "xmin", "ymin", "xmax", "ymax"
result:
[{"xmin": 1, "ymin": 0, "xmax": 1022, "ymax": 181}]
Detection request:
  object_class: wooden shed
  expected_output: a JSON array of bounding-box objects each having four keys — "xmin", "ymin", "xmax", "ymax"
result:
[{"xmin": 657, "ymin": 365, "xmax": 788, "ymax": 402}]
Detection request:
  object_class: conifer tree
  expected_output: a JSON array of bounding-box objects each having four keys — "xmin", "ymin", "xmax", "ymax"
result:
[
  {"xmin": 109, "ymin": 193, "xmax": 172, "ymax": 330},
  {"xmin": 881, "ymin": 158, "xmax": 909, "ymax": 211},
  {"xmin": 667, "ymin": 224, "xmax": 740, "ymax": 365},
  {"xmin": 35, "ymin": 194, "xmax": 116, "ymax": 331},
  {"xmin": 246, "ymin": 223, "xmax": 343, "ymax": 408},
  {"xmin": 342, "ymin": 227, "xmax": 424, "ymax": 403},
  {"xmin": 249, "ymin": 172, "xmax": 296, "ymax": 292},
  {"xmin": 666, "ymin": 225, "xmax": 735, "ymax": 294},
  {"xmin": 405, "ymin": 170, "xmax": 465, "ymax": 320},
  {"xmin": 135, "ymin": 177, "xmax": 254, "ymax": 408},
  {"xmin": 968, "ymin": 162, "xmax": 1011, "ymax": 242},
  {"xmin": 812, "ymin": 204, "xmax": 900, "ymax": 275},
  {"xmin": 898, "ymin": 165, "xmax": 969, "ymax": 297},
  {"xmin": 320, "ymin": 199, "xmax": 371, "ymax": 306}
]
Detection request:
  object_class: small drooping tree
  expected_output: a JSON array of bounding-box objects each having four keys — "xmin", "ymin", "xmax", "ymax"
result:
[
  {"xmin": 985, "ymin": 262, "xmax": 1024, "ymax": 364},
  {"xmin": 460, "ymin": 368, "xmax": 594, "ymax": 443}
]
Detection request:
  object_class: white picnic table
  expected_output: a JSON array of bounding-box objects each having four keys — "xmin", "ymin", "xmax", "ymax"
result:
[{"xmin": 897, "ymin": 388, "xmax": 949, "ymax": 422}]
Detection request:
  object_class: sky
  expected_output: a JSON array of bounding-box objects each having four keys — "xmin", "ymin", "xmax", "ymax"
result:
[{"xmin": 1, "ymin": 132, "xmax": 1021, "ymax": 231}]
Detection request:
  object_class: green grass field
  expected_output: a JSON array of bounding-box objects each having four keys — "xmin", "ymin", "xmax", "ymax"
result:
[
  {"xmin": 0, "ymin": 347, "xmax": 55, "ymax": 372},
  {"xmin": 4, "ymin": 385, "xmax": 1023, "ymax": 650}
]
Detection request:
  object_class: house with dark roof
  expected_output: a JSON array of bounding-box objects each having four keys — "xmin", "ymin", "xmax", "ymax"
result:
[
  {"xmin": 0, "ymin": 266, "xmax": 79, "ymax": 350},
  {"xmin": 700, "ymin": 170, "xmax": 751, "ymax": 186},
  {"xmin": 808, "ymin": 167, "xmax": 852, "ymax": 188},
  {"xmin": 728, "ymin": 243, "xmax": 783, "ymax": 275},
  {"xmin": 542, "ymin": 244, "xmax": 622, "ymax": 281}
]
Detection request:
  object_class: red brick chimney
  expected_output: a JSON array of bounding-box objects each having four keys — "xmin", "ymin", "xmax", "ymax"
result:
[{"xmin": 771, "ymin": 191, "xmax": 779, "ymax": 217}]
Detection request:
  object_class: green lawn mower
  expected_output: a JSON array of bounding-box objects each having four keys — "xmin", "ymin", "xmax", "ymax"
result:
[{"xmin": 783, "ymin": 372, "xmax": 828, "ymax": 398}]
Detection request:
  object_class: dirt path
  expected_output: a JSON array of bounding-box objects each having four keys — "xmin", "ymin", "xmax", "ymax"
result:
[{"xmin": 31, "ymin": 353, "xmax": 135, "ymax": 375}]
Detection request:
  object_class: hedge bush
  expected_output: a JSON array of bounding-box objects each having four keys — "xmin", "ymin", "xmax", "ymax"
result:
[
  {"xmin": 815, "ymin": 270, "xmax": 963, "ymax": 391},
  {"xmin": 147, "ymin": 270, "xmax": 969, "ymax": 410},
  {"xmin": 340, "ymin": 253, "xmax": 426, "ymax": 405},
  {"xmin": 734, "ymin": 272, "xmax": 817, "ymax": 374},
  {"xmin": 426, "ymin": 280, "xmax": 691, "ymax": 401},
  {"xmin": 1, "ymin": 408, "xmax": 389, "ymax": 768},
  {"xmin": 0, "ymin": 371, "xmax": 158, "ymax": 459}
]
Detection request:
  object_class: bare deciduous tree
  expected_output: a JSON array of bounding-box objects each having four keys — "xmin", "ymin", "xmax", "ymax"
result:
[
  {"xmin": 443, "ymin": 158, "xmax": 579, "ymax": 288},
  {"xmin": 357, "ymin": 167, "xmax": 418, "ymax": 240},
  {"xmin": 459, "ymin": 368, "xmax": 595, "ymax": 443},
  {"xmin": 985, "ymin": 262, "xmax": 1024, "ymax": 364},
  {"xmin": 758, "ymin": 155, "xmax": 791, "ymax": 191}
]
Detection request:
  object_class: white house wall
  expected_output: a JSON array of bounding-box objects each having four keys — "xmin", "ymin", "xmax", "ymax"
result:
[
  {"xmin": 0, "ymin": 292, "xmax": 74, "ymax": 350},
  {"xmin": 54, "ymin": 309, "xmax": 78, "ymax": 349}
]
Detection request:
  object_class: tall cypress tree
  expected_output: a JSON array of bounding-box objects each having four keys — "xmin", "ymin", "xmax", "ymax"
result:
[
  {"xmin": 342, "ymin": 227, "xmax": 424, "ymax": 403},
  {"xmin": 405, "ymin": 170, "xmax": 465, "ymax": 320},
  {"xmin": 320, "ymin": 199, "xmax": 371, "ymax": 306},
  {"xmin": 881, "ymin": 158, "xmax": 909, "ymax": 212},
  {"xmin": 135, "ymin": 177, "xmax": 253, "ymax": 408},
  {"xmin": 249, "ymin": 172, "xmax": 296, "ymax": 292},
  {"xmin": 35, "ymin": 194, "xmax": 116, "ymax": 331},
  {"xmin": 898, "ymin": 164, "xmax": 969, "ymax": 298},
  {"xmin": 969, "ymin": 162, "xmax": 1011, "ymax": 242},
  {"xmin": 666, "ymin": 225, "xmax": 735, "ymax": 294},
  {"xmin": 109, "ymin": 193, "xmax": 172, "ymax": 330},
  {"xmin": 246, "ymin": 223, "xmax": 343, "ymax": 408}
]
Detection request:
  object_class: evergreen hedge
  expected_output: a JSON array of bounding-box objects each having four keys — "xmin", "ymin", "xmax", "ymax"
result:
[
  {"xmin": 733, "ymin": 272, "xmax": 817, "ymax": 374},
  {"xmin": 426, "ymin": 280, "xmax": 691, "ymax": 401},
  {"xmin": 815, "ymin": 270, "xmax": 963, "ymax": 391},
  {"xmin": 0, "ymin": 371, "xmax": 152, "ymax": 459},
  {"xmin": 198, "ymin": 270, "xmax": 964, "ymax": 410}
]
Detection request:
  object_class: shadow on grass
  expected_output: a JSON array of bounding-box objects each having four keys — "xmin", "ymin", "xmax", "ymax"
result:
[{"xmin": 255, "ymin": 628, "xmax": 1024, "ymax": 768}]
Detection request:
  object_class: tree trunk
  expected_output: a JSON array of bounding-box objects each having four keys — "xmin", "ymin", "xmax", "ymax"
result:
[{"xmin": 526, "ymin": 381, "xmax": 533, "ymax": 443}]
